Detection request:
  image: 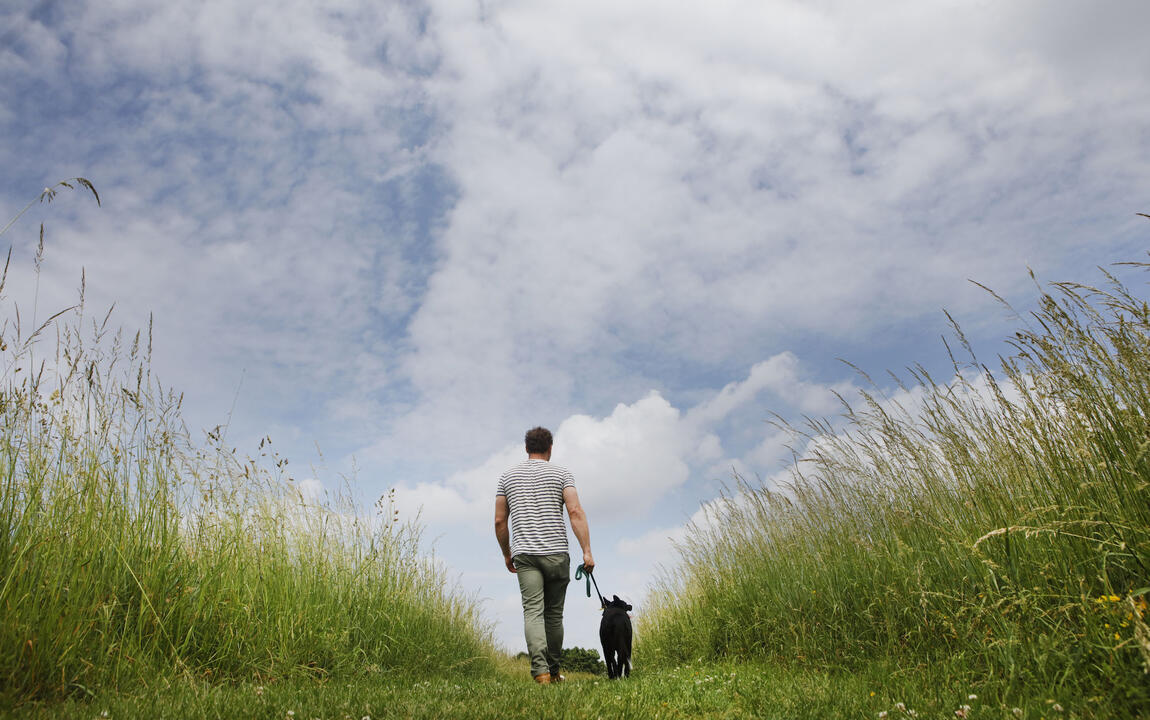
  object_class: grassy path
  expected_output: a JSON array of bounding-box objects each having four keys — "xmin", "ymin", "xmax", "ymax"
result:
[{"xmin": 6, "ymin": 659, "xmax": 1096, "ymax": 720}]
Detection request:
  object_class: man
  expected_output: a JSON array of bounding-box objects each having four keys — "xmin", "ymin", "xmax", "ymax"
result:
[{"xmin": 495, "ymin": 426, "xmax": 595, "ymax": 685}]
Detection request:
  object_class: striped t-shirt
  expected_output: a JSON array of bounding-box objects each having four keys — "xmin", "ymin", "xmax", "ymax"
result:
[{"xmin": 496, "ymin": 459, "xmax": 576, "ymax": 557}]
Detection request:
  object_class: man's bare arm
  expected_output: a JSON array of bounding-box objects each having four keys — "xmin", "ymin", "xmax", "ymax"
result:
[
  {"xmin": 563, "ymin": 486, "xmax": 594, "ymax": 572},
  {"xmin": 494, "ymin": 495, "xmax": 516, "ymax": 573}
]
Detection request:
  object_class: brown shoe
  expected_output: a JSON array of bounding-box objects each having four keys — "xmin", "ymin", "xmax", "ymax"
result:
[
  {"xmin": 550, "ymin": 673, "xmax": 565, "ymax": 683},
  {"xmin": 534, "ymin": 673, "xmax": 552, "ymax": 685}
]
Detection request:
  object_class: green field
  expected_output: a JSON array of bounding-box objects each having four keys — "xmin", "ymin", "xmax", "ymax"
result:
[
  {"xmin": 0, "ymin": 655, "xmax": 1078, "ymax": 720},
  {"xmin": 2, "ymin": 198, "xmax": 1147, "ymax": 718}
]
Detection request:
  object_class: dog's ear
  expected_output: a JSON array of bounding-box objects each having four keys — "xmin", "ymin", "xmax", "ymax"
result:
[{"xmin": 625, "ymin": 602, "xmax": 633, "ymax": 611}]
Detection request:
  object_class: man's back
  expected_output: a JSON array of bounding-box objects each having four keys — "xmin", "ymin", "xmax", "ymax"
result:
[{"xmin": 497, "ymin": 459, "xmax": 574, "ymax": 557}]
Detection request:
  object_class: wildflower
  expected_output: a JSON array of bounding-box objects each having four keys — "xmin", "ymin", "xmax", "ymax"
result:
[
  {"xmin": 955, "ymin": 709, "xmax": 968, "ymax": 718},
  {"xmin": 362, "ymin": 716, "xmax": 371, "ymax": 720},
  {"xmin": 287, "ymin": 712, "xmax": 295, "ymax": 719},
  {"xmin": 896, "ymin": 703, "xmax": 906, "ymax": 712},
  {"xmin": 1052, "ymin": 704, "xmax": 1063, "ymax": 713},
  {"xmin": 879, "ymin": 713, "xmax": 888, "ymax": 719},
  {"xmin": 871, "ymin": 692, "xmax": 876, "ymax": 697},
  {"xmin": 968, "ymin": 695, "xmax": 978, "ymax": 700},
  {"xmin": 1012, "ymin": 710, "xmax": 1023, "ymax": 718},
  {"xmin": 256, "ymin": 686, "xmax": 265, "ymax": 697}
]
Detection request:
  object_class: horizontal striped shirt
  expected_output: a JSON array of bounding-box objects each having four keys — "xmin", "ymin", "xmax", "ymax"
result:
[{"xmin": 496, "ymin": 459, "xmax": 575, "ymax": 557}]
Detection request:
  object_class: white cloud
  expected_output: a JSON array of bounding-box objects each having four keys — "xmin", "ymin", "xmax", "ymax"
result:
[
  {"xmin": 393, "ymin": 391, "xmax": 694, "ymax": 536},
  {"xmin": 296, "ymin": 477, "xmax": 325, "ymax": 504},
  {"xmin": 686, "ymin": 353, "xmax": 851, "ymax": 427},
  {"xmin": 397, "ymin": 351, "xmax": 842, "ymax": 535},
  {"xmin": 555, "ymin": 394, "xmax": 690, "ymax": 521},
  {"xmin": 398, "ymin": 443, "xmax": 524, "ymax": 531},
  {"xmin": 373, "ymin": 0, "xmax": 1150, "ymax": 472},
  {"xmin": 8, "ymin": 0, "xmax": 1146, "ymax": 480},
  {"xmin": 616, "ymin": 524, "xmax": 690, "ymax": 590}
]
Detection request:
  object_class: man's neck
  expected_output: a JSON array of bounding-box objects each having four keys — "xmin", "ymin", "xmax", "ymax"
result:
[{"xmin": 527, "ymin": 452, "xmax": 550, "ymax": 461}]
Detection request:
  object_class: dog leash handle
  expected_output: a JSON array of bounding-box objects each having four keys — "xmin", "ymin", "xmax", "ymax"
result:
[
  {"xmin": 575, "ymin": 563, "xmax": 592, "ymax": 597},
  {"xmin": 575, "ymin": 563, "xmax": 605, "ymax": 606}
]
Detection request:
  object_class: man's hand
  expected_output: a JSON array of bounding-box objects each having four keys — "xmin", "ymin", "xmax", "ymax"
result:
[
  {"xmin": 505, "ymin": 554, "xmax": 517, "ymax": 573},
  {"xmin": 582, "ymin": 551, "xmax": 594, "ymax": 574}
]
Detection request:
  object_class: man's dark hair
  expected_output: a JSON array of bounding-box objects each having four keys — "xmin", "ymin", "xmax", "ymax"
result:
[{"xmin": 524, "ymin": 426, "xmax": 553, "ymax": 454}]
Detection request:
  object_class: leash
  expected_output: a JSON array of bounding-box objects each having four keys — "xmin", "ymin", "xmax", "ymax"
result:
[{"xmin": 575, "ymin": 564, "xmax": 606, "ymax": 607}]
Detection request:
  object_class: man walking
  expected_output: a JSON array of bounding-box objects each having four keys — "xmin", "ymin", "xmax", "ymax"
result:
[{"xmin": 495, "ymin": 426, "xmax": 594, "ymax": 684}]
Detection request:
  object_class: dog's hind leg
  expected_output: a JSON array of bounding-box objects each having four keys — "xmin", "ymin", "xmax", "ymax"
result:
[
  {"xmin": 601, "ymin": 627, "xmax": 617, "ymax": 679},
  {"xmin": 603, "ymin": 650, "xmax": 617, "ymax": 679}
]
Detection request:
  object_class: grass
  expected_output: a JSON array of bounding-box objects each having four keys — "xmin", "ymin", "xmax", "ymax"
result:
[
  {"xmin": 0, "ymin": 189, "xmax": 497, "ymax": 708},
  {"xmin": 4, "ymin": 655, "xmax": 1119, "ymax": 719},
  {"xmin": 0, "ymin": 657, "xmax": 1015, "ymax": 720},
  {"xmin": 638, "ymin": 261, "xmax": 1150, "ymax": 715}
]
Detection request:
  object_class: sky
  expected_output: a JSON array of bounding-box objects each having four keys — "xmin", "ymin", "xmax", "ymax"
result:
[{"xmin": 2, "ymin": 0, "xmax": 1149, "ymax": 654}]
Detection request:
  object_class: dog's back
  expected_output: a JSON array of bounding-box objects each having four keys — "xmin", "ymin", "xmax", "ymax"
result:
[{"xmin": 600, "ymin": 595, "xmax": 632, "ymax": 679}]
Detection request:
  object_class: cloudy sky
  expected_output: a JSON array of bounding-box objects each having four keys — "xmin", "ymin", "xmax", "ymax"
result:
[{"xmin": 3, "ymin": 0, "xmax": 1149, "ymax": 652}]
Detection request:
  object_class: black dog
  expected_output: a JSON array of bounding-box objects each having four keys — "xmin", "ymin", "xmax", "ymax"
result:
[{"xmin": 600, "ymin": 595, "xmax": 632, "ymax": 679}]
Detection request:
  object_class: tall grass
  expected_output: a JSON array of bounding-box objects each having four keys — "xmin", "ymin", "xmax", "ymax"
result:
[
  {"xmin": 641, "ymin": 261, "xmax": 1150, "ymax": 709},
  {"xmin": 0, "ymin": 193, "xmax": 495, "ymax": 703}
]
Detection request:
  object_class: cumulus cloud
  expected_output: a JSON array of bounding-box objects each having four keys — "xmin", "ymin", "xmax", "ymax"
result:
[
  {"xmin": 6, "ymin": 0, "xmax": 1147, "ymax": 482},
  {"xmin": 296, "ymin": 477, "xmax": 326, "ymax": 504},
  {"xmin": 555, "ymin": 394, "xmax": 690, "ymax": 521},
  {"xmin": 369, "ymin": 0, "xmax": 1150, "ymax": 472},
  {"xmin": 1, "ymin": 0, "xmax": 449, "ymax": 465},
  {"xmin": 398, "ymin": 350, "xmax": 833, "ymax": 531}
]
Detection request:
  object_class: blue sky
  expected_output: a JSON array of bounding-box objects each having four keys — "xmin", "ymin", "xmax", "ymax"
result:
[{"xmin": 3, "ymin": 0, "xmax": 1149, "ymax": 652}]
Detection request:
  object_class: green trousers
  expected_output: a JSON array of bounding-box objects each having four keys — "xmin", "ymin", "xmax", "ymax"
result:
[{"xmin": 513, "ymin": 553, "xmax": 570, "ymax": 677}]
